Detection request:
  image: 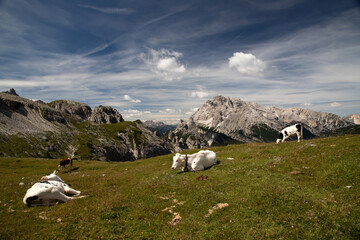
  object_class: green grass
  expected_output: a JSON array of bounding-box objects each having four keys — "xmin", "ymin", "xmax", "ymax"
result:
[{"xmin": 1, "ymin": 135, "xmax": 359, "ymax": 239}]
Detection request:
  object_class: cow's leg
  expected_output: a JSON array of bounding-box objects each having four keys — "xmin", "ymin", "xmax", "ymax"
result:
[
  {"xmin": 296, "ymin": 132, "xmax": 301, "ymax": 142},
  {"xmin": 64, "ymin": 186, "xmax": 81, "ymax": 196},
  {"xmin": 50, "ymin": 191, "xmax": 73, "ymax": 203}
]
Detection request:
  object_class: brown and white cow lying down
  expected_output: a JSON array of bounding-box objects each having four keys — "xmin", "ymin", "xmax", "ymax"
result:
[
  {"xmin": 58, "ymin": 157, "xmax": 73, "ymax": 170},
  {"xmin": 276, "ymin": 123, "xmax": 303, "ymax": 144},
  {"xmin": 171, "ymin": 150, "xmax": 217, "ymax": 172},
  {"xmin": 23, "ymin": 170, "xmax": 84, "ymax": 207}
]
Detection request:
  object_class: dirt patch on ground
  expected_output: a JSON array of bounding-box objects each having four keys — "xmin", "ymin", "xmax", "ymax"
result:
[{"xmin": 196, "ymin": 175, "xmax": 208, "ymax": 181}]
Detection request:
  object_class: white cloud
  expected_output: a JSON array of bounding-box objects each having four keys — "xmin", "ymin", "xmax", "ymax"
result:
[
  {"xmin": 157, "ymin": 58, "xmax": 186, "ymax": 73},
  {"xmin": 122, "ymin": 109, "xmax": 151, "ymax": 119},
  {"xmin": 229, "ymin": 52, "xmax": 266, "ymax": 76},
  {"xmin": 160, "ymin": 108, "xmax": 176, "ymax": 113},
  {"xmin": 185, "ymin": 107, "xmax": 199, "ymax": 115},
  {"xmin": 140, "ymin": 48, "xmax": 186, "ymax": 81},
  {"xmin": 191, "ymin": 91, "xmax": 209, "ymax": 98},
  {"xmin": 124, "ymin": 95, "xmax": 141, "ymax": 103},
  {"xmin": 190, "ymin": 85, "xmax": 210, "ymax": 99},
  {"xmin": 330, "ymin": 102, "xmax": 341, "ymax": 107},
  {"xmin": 302, "ymin": 102, "xmax": 313, "ymax": 106}
]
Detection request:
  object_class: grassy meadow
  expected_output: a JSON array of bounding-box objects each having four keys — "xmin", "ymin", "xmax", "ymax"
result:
[{"xmin": 0, "ymin": 134, "xmax": 359, "ymax": 239}]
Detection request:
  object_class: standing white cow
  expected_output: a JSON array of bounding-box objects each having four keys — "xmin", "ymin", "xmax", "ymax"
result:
[
  {"xmin": 171, "ymin": 150, "xmax": 217, "ymax": 172},
  {"xmin": 23, "ymin": 170, "xmax": 84, "ymax": 207},
  {"xmin": 276, "ymin": 123, "xmax": 303, "ymax": 144}
]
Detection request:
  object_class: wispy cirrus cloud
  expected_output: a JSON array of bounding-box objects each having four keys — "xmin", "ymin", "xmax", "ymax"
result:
[{"xmin": 78, "ymin": 5, "xmax": 134, "ymax": 15}]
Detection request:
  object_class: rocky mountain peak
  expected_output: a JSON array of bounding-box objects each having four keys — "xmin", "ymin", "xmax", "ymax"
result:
[
  {"xmin": 2, "ymin": 88, "xmax": 19, "ymax": 96},
  {"xmin": 169, "ymin": 95, "xmax": 354, "ymax": 150},
  {"xmin": 89, "ymin": 105, "xmax": 124, "ymax": 124}
]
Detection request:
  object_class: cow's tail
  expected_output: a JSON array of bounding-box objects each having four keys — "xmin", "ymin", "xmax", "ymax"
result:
[
  {"xmin": 70, "ymin": 158, "xmax": 73, "ymax": 166},
  {"xmin": 301, "ymin": 123, "xmax": 303, "ymax": 141}
]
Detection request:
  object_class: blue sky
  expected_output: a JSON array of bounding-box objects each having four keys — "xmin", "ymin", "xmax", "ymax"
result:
[{"xmin": 1, "ymin": 0, "xmax": 359, "ymax": 123}]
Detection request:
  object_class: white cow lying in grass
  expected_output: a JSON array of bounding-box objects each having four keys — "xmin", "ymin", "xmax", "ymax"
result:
[
  {"xmin": 171, "ymin": 150, "xmax": 217, "ymax": 172},
  {"xmin": 23, "ymin": 170, "xmax": 84, "ymax": 207},
  {"xmin": 276, "ymin": 123, "xmax": 303, "ymax": 144}
]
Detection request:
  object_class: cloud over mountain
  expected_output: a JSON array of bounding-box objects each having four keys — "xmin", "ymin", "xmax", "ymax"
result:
[
  {"xmin": 229, "ymin": 52, "xmax": 266, "ymax": 76},
  {"xmin": 124, "ymin": 95, "xmax": 141, "ymax": 103}
]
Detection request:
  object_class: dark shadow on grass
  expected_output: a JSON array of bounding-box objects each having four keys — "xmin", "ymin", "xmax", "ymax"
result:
[
  {"xmin": 176, "ymin": 161, "xmax": 221, "ymax": 174},
  {"xmin": 62, "ymin": 167, "xmax": 80, "ymax": 173}
]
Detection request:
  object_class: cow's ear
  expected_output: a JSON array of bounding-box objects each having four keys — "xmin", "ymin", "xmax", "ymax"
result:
[{"xmin": 182, "ymin": 160, "xmax": 184, "ymax": 162}]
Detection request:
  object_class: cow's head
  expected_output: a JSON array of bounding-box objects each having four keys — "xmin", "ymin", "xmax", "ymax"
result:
[
  {"xmin": 171, "ymin": 153, "xmax": 186, "ymax": 169},
  {"xmin": 23, "ymin": 182, "xmax": 59, "ymax": 207},
  {"xmin": 276, "ymin": 133, "xmax": 283, "ymax": 144},
  {"xmin": 41, "ymin": 170, "xmax": 64, "ymax": 183}
]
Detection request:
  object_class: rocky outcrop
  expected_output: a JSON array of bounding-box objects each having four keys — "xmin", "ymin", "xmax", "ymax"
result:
[
  {"xmin": 2, "ymin": 88, "xmax": 19, "ymax": 96},
  {"xmin": 89, "ymin": 105, "xmax": 124, "ymax": 124},
  {"xmin": 49, "ymin": 100, "xmax": 92, "ymax": 122},
  {"xmin": 169, "ymin": 95, "xmax": 353, "ymax": 150}
]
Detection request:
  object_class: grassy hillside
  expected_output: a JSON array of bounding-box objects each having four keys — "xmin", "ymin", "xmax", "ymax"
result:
[{"xmin": 1, "ymin": 135, "xmax": 359, "ymax": 239}]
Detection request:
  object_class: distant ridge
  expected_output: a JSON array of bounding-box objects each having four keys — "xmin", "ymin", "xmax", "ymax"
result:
[{"xmin": 344, "ymin": 114, "xmax": 360, "ymax": 125}]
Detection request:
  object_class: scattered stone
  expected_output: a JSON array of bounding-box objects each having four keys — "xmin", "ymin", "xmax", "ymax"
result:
[
  {"xmin": 169, "ymin": 212, "xmax": 182, "ymax": 225},
  {"xmin": 39, "ymin": 212, "xmax": 48, "ymax": 220},
  {"xmin": 289, "ymin": 170, "xmax": 304, "ymax": 175},
  {"xmin": 159, "ymin": 192, "xmax": 176, "ymax": 200},
  {"xmin": 345, "ymin": 186, "xmax": 353, "ymax": 189},
  {"xmin": 205, "ymin": 203, "xmax": 229, "ymax": 217},
  {"xmin": 162, "ymin": 206, "xmax": 176, "ymax": 212}
]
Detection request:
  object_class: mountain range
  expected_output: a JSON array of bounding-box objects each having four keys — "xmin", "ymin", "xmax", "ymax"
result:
[
  {"xmin": 0, "ymin": 89, "xmax": 357, "ymax": 160},
  {"xmin": 168, "ymin": 95, "xmax": 355, "ymax": 150}
]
